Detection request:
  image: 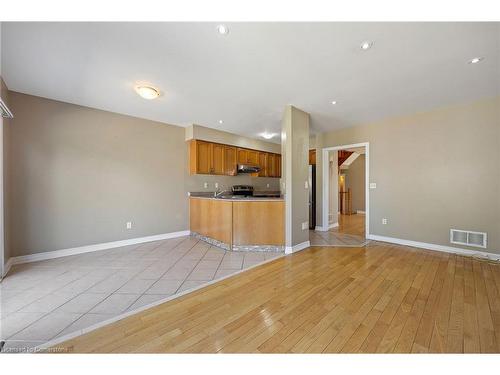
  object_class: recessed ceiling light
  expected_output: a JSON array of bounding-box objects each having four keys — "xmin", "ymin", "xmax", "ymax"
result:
[
  {"xmin": 331, "ymin": 101, "xmax": 337, "ymax": 105},
  {"xmin": 217, "ymin": 24, "xmax": 229, "ymax": 35},
  {"xmin": 219, "ymin": 120, "xmax": 223, "ymax": 124},
  {"xmin": 260, "ymin": 132, "xmax": 276, "ymax": 140},
  {"xmin": 360, "ymin": 41, "xmax": 373, "ymax": 50},
  {"xmin": 135, "ymin": 85, "xmax": 160, "ymax": 100},
  {"xmin": 469, "ymin": 57, "xmax": 484, "ymax": 64}
]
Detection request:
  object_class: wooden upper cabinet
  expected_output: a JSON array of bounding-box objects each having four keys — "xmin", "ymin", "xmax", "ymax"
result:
[
  {"xmin": 267, "ymin": 153, "xmax": 276, "ymax": 177},
  {"xmin": 274, "ymin": 154, "xmax": 281, "ymax": 177},
  {"xmin": 189, "ymin": 140, "xmax": 281, "ymax": 178},
  {"xmin": 190, "ymin": 140, "xmax": 211, "ymax": 175},
  {"xmin": 258, "ymin": 152, "xmax": 268, "ymax": 177},
  {"xmin": 237, "ymin": 148, "xmax": 248, "ymax": 165},
  {"xmin": 247, "ymin": 150, "xmax": 259, "ymax": 165},
  {"xmin": 309, "ymin": 149, "xmax": 316, "ymax": 165},
  {"xmin": 224, "ymin": 146, "xmax": 237, "ymax": 176},
  {"xmin": 211, "ymin": 143, "xmax": 225, "ymax": 175}
]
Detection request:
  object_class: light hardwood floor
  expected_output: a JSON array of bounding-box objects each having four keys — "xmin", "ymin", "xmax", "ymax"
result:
[
  {"xmin": 336, "ymin": 213, "xmax": 365, "ymax": 237},
  {"xmin": 54, "ymin": 242, "xmax": 500, "ymax": 353}
]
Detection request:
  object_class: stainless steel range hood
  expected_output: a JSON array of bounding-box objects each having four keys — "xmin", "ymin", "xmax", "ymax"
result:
[{"xmin": 237, "ymin": 164, "xmax": 261, "ymax": 174}]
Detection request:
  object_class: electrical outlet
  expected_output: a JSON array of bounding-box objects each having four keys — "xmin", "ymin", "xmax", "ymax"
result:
[
  {"xmin": 302, "ymin": 221, "xmax": 309, "ymax": 230},
  {"xmin": 266, "ymin": 183, "xmax": 270, "ymax": 188},
  {"xmin": 305, "ymin": 181, "xmax": 309, "ymax": 189},
  {"xmin": 382, "ymin": 218, "xmax": 388, "ymax": 225},
  {"xmin": 126, "ymin": 221, "xmax": 132, "ymax": 229},
  {"xmin": 204, "ymin": 182, "xmax": 208, "ymax": 189},
  {"xmin": 215, "ymin": 182, "xmax": 219, "ymax": 189}
]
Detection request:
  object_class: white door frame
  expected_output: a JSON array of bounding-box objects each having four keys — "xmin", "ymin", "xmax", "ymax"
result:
[{"xmin": 322, "ymin": 142, "xmax": 370, "ymax": 237}]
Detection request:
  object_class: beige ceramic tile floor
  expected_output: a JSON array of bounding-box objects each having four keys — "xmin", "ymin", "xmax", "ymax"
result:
[{"xmin": 0, "ymin": 236, "xmax": 282, "ymax": 352}]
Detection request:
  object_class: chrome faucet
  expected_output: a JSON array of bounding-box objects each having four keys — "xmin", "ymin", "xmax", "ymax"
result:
[{"xmin": 214, "ymin": 189, "xmax": 229, "ymax": 198}]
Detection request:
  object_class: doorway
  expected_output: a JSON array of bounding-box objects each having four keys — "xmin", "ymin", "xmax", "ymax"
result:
[{"xmin": 310, "ymin": 142, "xmax": 369, "ymax": 247}]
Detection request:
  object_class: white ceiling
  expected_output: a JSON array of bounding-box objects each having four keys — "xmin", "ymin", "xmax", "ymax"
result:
[{"xmin": 2, "ymin": 22, "xmax": 499, "ymax": 142}]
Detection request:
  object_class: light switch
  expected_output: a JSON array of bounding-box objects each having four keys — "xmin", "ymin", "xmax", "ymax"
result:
[
  {"xmin": 369, "ymin": 182, "xmax": 377, "ymax": 189},
  {"xmin": 305, "ymin": 181, "xmax": 309, "ymax": 189},
  {"xmin": 204, "ymin": 182, "xmax": 208, "ymax": 189},
  {"xmin": 382, "ymin": 218, "xmax": 388, "ymax": 225}
]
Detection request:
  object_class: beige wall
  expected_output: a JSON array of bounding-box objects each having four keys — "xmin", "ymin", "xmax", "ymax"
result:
[
  {"xmin": 282, "ymin": 105, "xmax": 310, "ymax": 248},
  {"xmin": 6, "ymin": 92, "xmax": 189, "ymax": 257},
  {"xmin": 318, "ymin": 96, "xmax": 500, "ymax": 254},
  {"xmin": 344, "ymin": 154, "xmax": 366, "ymax": 212}
]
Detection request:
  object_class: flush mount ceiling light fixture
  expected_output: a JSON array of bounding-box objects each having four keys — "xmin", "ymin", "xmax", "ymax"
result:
[
  {"xmin": 331, "ymin": 100, "xmax": 337, "ymax": 105},
  {"xmin": 219, "ymin": 120, "xmax": 223, "ymax": 124},
  {"xmin": 468, "ymin": 57, "xmax": 484, "ymax": 64},
  {"xmin": 217, "ymin": 24, "xmax": 229, "ymax": 35},
  {"xmin": 135, "ymin": 85, "xmax": 160, "ymax": 100},
  {"xmin": 260, "ymin": 132, "xmax": 277, "ymax": 140},
  {"xmin": 360, "ymin": 41, "xmax": 373, "ymax": 50}
]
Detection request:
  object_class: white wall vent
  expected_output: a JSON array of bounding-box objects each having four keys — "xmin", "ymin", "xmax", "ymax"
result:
[{"xmin": 450, "ymin": 229, "xmax": 487, "ymax": 248}]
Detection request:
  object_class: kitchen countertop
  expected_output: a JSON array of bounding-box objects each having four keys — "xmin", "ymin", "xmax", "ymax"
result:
[{"xmin": 189, "ymin": 192, "xmax": 284, "ymax": 201}]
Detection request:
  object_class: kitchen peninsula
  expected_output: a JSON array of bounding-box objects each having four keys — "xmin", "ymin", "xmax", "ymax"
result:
[{"xmin": 189, "ymin": 193, "xmax": 285, "ymax": 252}]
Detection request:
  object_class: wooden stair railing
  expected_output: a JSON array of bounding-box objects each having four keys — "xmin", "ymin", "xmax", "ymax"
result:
[
  {"xmin": 338, "ymin": 150, "xmax": 353, "ymax": 169},
  {"xmin": 339, "ymin": 188, "xmax": 352, "ymax": 215}
]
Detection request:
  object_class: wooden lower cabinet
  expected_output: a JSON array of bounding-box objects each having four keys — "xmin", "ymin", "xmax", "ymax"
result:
[
  {"xmin": 189, "ymin": 197, "xmax": 284, "ymax": 248},
  {"xmin": 232, "ymin": 201, "xmax": 285, "ymax": 246},
  {"xmin": 190, "ymin": 198, "xmax": 233, "ymax": 246}
]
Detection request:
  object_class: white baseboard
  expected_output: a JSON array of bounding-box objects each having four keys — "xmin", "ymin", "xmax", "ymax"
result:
[
  {"xmin": 315, "ymin": 222, "xmax": 338, "ymax": 231},
  {"xmin": 356, "ymin": 210, "xmax": 366, "ymax": 214},
  {"xmin": 285, "ymin": 240, "xmax": 311, "ymax": 255},
  {"xmin": 2, "ymin": 257, "xmax": 14, "ymax": 278},
  {"xmin": 6, "ymin": 230, "xmax": 191, "ymax": 269},
  {"xmin": 366, "ymin": 234, "xmax": 500, "ymax": 261}
]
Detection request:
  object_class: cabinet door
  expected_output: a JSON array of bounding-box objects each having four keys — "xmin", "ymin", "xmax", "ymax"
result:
[
  {"xmin": 196, "ymin": 141, "xmax": 212, "ymax": 174},
  {"xmin": 237, "ymin": 148, "xmax": 248, "ymax": 165},
  {"xmin": 258, "ymin": 152, "xmax": 267, "ymax": 177},
  {"xmin": 309, "ymin": 150, "xmax": 316, "ymax": 165},
  {"xmin": 224, "ymin": 146, "xmax": 237, "ymax": 176},
  {"xmin": 211, "ymin": 143, "xmax": 225, "ymax": 175},
  {"xmin": 247, "ymin": 150, "xmax": 259, "ymax": 165},
  {"xmin": 274, "ymin": 154, "xmax": 281, "ymax": 177},
  {"xmin": 267, "ymin": 153, "xmax": 276, "ymax": 177}
]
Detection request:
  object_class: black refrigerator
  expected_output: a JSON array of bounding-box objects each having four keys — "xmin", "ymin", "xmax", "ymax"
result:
[{"xmin": 308, "ymin": 164, "xmax": 316, "ymax": 229}]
